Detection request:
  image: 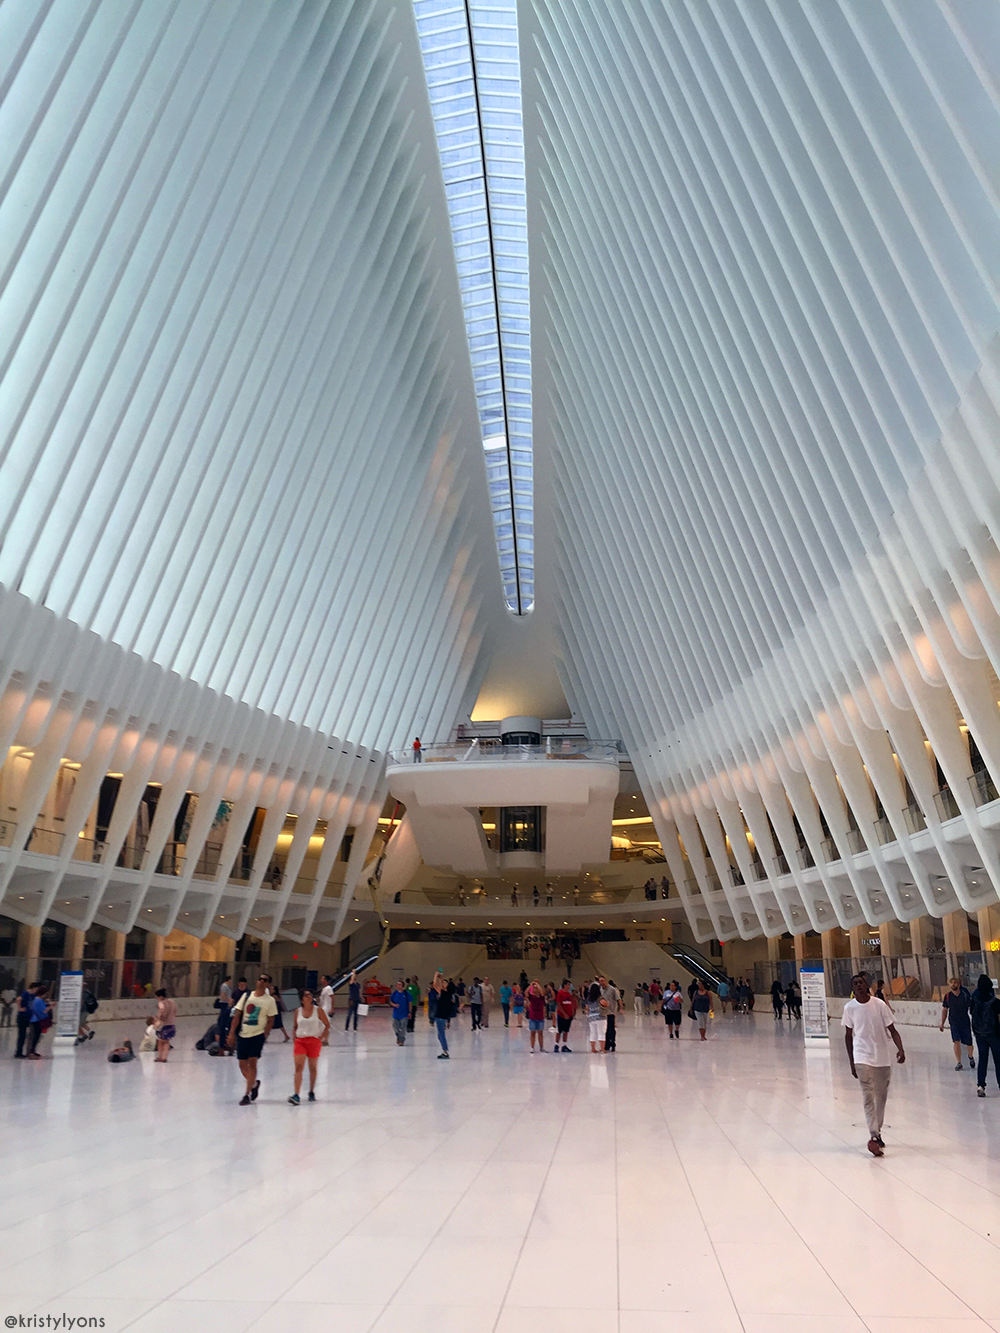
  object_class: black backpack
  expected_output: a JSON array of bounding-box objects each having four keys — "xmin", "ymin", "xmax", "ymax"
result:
[
  {"xmin": 83, "ymin": 990, "xmax": 99, "ymax": 1014},
  {"xmin": 972, "ymin": 995, "xmax": 996, "ymax": 1039}
]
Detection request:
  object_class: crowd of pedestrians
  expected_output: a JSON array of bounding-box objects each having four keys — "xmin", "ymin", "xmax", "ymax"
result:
[{"xmin": 15, "ymin": 954, "xmax": 1000, "ymax": 1164}]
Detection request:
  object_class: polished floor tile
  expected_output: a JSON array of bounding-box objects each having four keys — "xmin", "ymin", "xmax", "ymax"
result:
[{"xmin": 2, "ymin": 1008, "xmax": 999, "ymax": 1331}]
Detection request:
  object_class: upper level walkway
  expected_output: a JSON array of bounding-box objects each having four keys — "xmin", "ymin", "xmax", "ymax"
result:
[{"xmin": 384, "ymin": 739, "xmax": 624, "ymax": 878}]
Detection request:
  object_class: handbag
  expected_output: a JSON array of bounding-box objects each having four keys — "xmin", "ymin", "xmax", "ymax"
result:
[
  {"xmin": 687, "ymin": 1007, "xmax": 695, "ymax": 1021},
  {"xmin": 357, "ymin": 1002, "xmax": 370, "ymax": 1016}
]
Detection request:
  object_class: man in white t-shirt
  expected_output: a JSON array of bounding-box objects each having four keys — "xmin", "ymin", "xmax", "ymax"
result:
[
  {"xmin": 227, "ymin": 973, "xmax": 277, "ymax": 1105},
  {"xmin": 842, "ymin": 972, "xmax": 906, "ymax": 1156},
  {"xmin": 319, "ymin": 975, "xmax": 334, "ymax": 1044}
]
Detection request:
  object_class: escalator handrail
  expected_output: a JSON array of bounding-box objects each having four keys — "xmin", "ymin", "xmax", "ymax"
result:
[
  {"xmin": 662, "ymin": 944, "xmax": 724, "ymax": 992},
  {"xmin": 326, "ymin": 951, "xmax": 382, "ymax": 992},
  {"xmin": 667, "ymin": 942, "xmax": 728, "ymax": 980}
]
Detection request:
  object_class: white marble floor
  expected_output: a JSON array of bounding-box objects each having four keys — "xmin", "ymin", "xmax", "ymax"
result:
[{"xmin": 2, "ymin": 1006, "xmax": 1000, "ymax": 1333}]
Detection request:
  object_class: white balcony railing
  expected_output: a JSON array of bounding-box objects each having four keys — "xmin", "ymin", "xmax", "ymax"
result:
[{"xmin": 387, "ymin": 738, "xmax": 623, "ymax": 766}]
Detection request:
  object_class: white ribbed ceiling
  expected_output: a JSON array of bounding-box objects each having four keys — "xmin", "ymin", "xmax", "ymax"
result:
[{"xmin": 523, "ymin": 0, "xmax": 1000, "ymax": 941}]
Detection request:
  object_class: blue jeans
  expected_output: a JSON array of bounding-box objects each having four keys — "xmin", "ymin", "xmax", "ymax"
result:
[
  {"xmin": 976, "ymin": 1033, "xmax": 1000, "ymax": 1088},
  {"xmin": 501, "ymin": 1003, "xmax": 510, "ymax": 1025},
  {"xmin": 435, "ymin": 1018, "xmax": 448, "ymax": 1052}
]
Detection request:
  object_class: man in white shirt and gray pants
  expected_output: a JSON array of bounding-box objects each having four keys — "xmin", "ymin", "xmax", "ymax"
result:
[
  {"xmin": 319, "ymin": 975, "xmax": 334, "ymax": 1045},
  {"xmin": 842, "ymin": 972, "xmax": 906, "ymax": 1157}
]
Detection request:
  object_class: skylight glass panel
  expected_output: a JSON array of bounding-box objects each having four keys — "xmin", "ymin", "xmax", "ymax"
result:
[{"xmin": 413, "ymin": 0, "xmax": 533, "ymax": 614}]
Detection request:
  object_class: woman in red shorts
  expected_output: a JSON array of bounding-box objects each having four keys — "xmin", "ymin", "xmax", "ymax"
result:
[{"xmin": 289, "ymin": 989, "xmax": 330, "ymax": 1105}]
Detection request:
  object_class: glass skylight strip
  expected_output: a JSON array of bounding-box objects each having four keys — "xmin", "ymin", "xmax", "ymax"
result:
[{"xmin": 413, "ymin": 0, "xmax": 532, "ymax": 613}]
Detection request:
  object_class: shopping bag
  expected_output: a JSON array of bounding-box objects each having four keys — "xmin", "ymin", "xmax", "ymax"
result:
[{"xmin": 357, "ymin": 1002, "xmax": 370, "ymax": 1016}]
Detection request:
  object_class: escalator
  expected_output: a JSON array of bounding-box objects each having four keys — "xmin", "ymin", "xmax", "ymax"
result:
[
  {"xmin": 659, "ymin": 942, "xmax": 727, "ymax": 992},
  {"xmin": 327, "ymin": 950, "xmax": 382, "ymax": 992}
]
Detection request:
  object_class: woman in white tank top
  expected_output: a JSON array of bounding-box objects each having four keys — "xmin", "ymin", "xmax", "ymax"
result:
[{"xmin": 289, "ymin": 990, "xmax": 329, "ymax": 1105}]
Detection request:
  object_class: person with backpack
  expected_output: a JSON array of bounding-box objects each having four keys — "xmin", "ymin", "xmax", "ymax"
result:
[
  {"xmin": 662, "ymin": 979, "xmax": 684, "ymax": 1038},
  {"xmin": 971, "ymin": 975, "xmax": 1000, "ymax": 1098},
  {"xmin": 228, "ymin": 972, "xmax": 277, "ymax": 1104},
  {"xmin": 940, "ymin": 976, "xmax": 976, "ymax": 1071},
  {"xmin": 14, "ymin": 981, "xmax": 38, "ymax": 1058},
  {"xmin": 75, "ymin": 987, "xmax": 98, "ymax": 1045}
]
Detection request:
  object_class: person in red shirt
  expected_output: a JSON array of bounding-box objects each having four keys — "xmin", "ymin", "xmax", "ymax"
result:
[
  {"xmin": 554, "ymin": 980, "xmax": 577, "ymax": 1053},
  {"xmin": 412, "ymin": 737, "xmax": 422, "ymax": 763},
  {"xmin": 525, "ymin": 980, "xmax": 547, "ymax": 1053}
]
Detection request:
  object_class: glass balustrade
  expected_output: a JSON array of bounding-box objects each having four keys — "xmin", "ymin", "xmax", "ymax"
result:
[{"xmin": 387, "ymin": 739, "xmax": 623, "ymax": 765}]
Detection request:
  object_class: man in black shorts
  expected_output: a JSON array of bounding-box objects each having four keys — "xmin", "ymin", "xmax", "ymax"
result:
[{"xmin": 228, "ymin": 973, "xmax": 277, "ymax": 1104}]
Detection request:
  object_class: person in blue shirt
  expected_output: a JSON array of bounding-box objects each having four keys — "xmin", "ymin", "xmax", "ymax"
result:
[
  {"xmin": 26, "ymin": 985, "xmax": 51, "ymax": 1059},
  {"xmin": 345, "ymin": 971, "xmax": 361, "ymax": 1031},
  {"xmin": 940, "ymin": 977, "xmax": 975, "ymax": 1071},
  {"xmin": 389, "ymin": 981, "xmax": 410, "ymax": 1046},
  {"xmin": 14, "ymin": 982, "xmax": 38, "ymax": 1058},
  {"xmin": 499, "ymin": 980, "xmax": 513, "ymax": 1027}
]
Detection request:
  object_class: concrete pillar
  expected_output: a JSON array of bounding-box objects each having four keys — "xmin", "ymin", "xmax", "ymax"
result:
[
  {"xmin": 879, "ymin": 920, "xmax": 907, "ymax": 956},
  {"xmin": 822, "ymin": 928, "xmax": 851, "ymax": 959},
  {"xmin": 767, "ymin": 937, "xmax": 781, "ymax": 963},
  {"xmin": 144, "ymin": 931, "xmax": 164, "ymax": 990},
  {"xmin": 793, "ymin": 934, "xmax": 805, "ymax": 962},
  {"xmin": 107, "ymin": 929, "xmax": 126, "ymax": 1000},
  {"xmin": 65, "ymin": 928, "xmax": 85, "ymax": 969},
  {"xmin": 909, "ymin": 915, "xmax": 932, "ymax": 956},
  {"xmin": 943, "ymin": 910, "xmax": 971, "ymax": 955},
  {"xmin": 16, "ymin": 923, "xmax": 41, "ymax": 963},
  {"xmin": 848, "ymin": 926, "xmax": 866, "ymax": 961}
]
